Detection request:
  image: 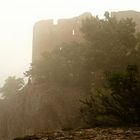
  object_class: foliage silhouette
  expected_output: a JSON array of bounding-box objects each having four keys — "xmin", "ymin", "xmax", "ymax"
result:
[
  {"xmin": 81, "ymin": 65, "xmax": 140, "ymax": 126},
  {"xmin": 0, "ymin": 76, "xmax": 24, "ymax": 98}
]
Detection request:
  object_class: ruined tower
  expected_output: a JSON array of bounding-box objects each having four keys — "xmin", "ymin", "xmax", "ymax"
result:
[
  {"xmin": 32, "ymin": 11, "xmax": 140, "ymax": 63},
  {"xmin": 32, "ymin": 13, "xmax": 92, "ymax": 62},
  {"xmin": 111, "ymin": 10, "xmax": 140, "ymax": 32}
]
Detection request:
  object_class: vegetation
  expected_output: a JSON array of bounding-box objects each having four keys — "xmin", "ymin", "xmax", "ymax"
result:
[
  {"xmin": 79, "ymin": 13, "xmax": 140, "ymax": 126},
  {"xmin": 1, "ymin": 12, "xmax": 140, "ymax": 139},
  {"xmin": 80, "ymin": 65, "xmax": 140, "ymax": 126},
  {"xmin": 24, "ymin": 13, "xmax": 140, "ymax": 127},
  {"xmin": 0, "ymin": 76, "xmax": 24, "ymax": 99}
]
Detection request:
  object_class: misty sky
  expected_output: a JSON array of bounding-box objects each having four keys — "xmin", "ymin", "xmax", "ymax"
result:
[{"xmin": 0, "ymin": 0, "xmax": 139, "ymax": 86}]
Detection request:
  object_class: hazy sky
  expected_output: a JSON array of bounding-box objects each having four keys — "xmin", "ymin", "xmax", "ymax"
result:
[{"xmin": 0, "ymin": 0, "xmax": 139, "ymax": 86}]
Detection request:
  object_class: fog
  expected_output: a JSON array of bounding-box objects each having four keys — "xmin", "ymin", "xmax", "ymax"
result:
[
  {"xmin": 0, "ymin": 0, "xmax": 139, "ymax": 85},
  {"xmin": 0, "ymin": 1, "xmax": 140, "ymax": 140}
]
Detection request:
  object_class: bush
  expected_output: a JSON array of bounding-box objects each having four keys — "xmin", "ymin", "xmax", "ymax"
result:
[{"xmin": 81, "ymin": 65, "xmax": 140, "ymax": 127}]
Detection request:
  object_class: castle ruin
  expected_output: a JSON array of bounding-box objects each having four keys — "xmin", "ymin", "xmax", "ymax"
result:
[
  {"xmin": 32, "ymin": 11, "xmax": 140, "ymax": 62},
  {"xmin": 32, "ymin": 13, "xmax": 92, "ymax": 62}
]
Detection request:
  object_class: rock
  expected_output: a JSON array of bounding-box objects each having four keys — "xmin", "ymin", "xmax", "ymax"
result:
[{"xmin": 14, "ymin": 127, "xmax": 140, "ymax": 140}]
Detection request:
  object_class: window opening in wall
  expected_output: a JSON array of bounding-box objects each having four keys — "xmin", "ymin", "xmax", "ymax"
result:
[
  {"xmin": 72, "ymin": 29, "xmax": 75, "ymax": 35},
  {"xmin": 53, "ymin": 19, "xmax": 58, "ymax": 25}
]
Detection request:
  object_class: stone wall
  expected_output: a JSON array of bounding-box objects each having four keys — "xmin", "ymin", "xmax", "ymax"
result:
[
  {"xmin": 111, "ymin": 10, "xmax": 140, "ymax": 32},
  {"xmin": 33, "ymin": 11, "xmax": 140, "ymax": 63},
  {"xmin": 32, "ymin": 13, "xmax": 91, "ymax": 62}
]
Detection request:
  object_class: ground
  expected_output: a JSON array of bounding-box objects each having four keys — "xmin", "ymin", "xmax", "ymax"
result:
[{"xmin": 14, "ymin": 127, "xmax": 140, "ymax": 140}]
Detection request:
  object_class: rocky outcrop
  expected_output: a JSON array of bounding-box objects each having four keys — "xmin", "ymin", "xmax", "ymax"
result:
[{"xmin": 14, "ymin": 127, "xmax": 140, "ymax": 140}]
